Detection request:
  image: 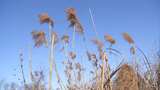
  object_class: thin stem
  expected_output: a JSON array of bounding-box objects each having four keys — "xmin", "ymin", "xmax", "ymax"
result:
[
  {"xmin": 48, "ymin": 23, "xmax": 53, "ymax": 90},
  {"xmin": 89, "ymin": 8, "xmax": 99, "ymax": 39},
  {"xmin": 19, "ymin": 50, "xmax": 26, "ymax": 86},
  {"xmin": 29, "ymin": 45, "xmax": 34, "ymax": 90},
  {"xmin": 101, "ymin": 59, "xmax": 105, "ymax": 90},
  {"xmin": 107, "ymin": 62, "xmax": 112, "ymax": 90},
  {"xmin": 89, "ymin": 8, "xmax": 101, "ymax": 90},
  {"xmin": 136, "ymin": 46, "xmax": 152, "ymax": 73},
  {"xmin": 49, "ymin": 23, "xmax": 65, "ymax": 90},
  {"xmin": 72, "ymin": 26, "xmax": 76, "ymax": 50},
  {"xmin": 52, "ymin": 43, "xmax": 64, "ymax": 90}
]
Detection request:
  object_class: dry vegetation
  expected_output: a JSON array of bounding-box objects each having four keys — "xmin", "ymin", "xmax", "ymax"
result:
[{"xmin": 1, "ymin": 8, "xmax": 160, "ymax": 90}]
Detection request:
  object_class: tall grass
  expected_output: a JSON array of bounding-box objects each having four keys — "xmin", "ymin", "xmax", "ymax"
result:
[{"xmin": 2, "ymin": 7, "xmax": 160, "ymax": 90}]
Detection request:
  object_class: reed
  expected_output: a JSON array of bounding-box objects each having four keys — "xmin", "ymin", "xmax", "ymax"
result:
[
  {"xmin": 19, "ymin": 50, "xmax": 26, "ymax": 86},
  {"xmin": 10, "ymin": 7, "xmax": 160, "ymax": 90}
]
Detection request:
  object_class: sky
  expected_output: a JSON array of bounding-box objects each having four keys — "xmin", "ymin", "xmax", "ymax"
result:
[{"xmin": 0, "ymin": 0, "xmax": 160, "ymax": 87}]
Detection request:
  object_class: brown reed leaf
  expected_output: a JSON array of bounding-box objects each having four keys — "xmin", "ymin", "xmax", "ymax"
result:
[
  {"xmin": 61, "ymin": 35, "xmax": 69, "ymax": 43},
  {"xmin": 122, "ymin": 32, "xmax": 134, "ymax": 44},
  {"xmin": 31, "ymin": 31, "xmax": 47, "ymax": 47},
  {"xmin": 39, "ymin": 13, "xmax": 54, "ymax": 26},
  {"xmin": 104, "ymin": 34, "xmax": 116, "ymax": 44}
]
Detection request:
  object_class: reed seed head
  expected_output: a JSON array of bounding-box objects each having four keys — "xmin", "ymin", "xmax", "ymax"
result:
[
  {"xmin": 91, "ymin": 38, "xmax": 104, "ymax": 49},
  {"xmin": 31, "ymin": 31, "xmax": 47, "ymax": 47},
  {"xmin": 39, "ymin": 13, "xmax": 54, "ymax": 26},
  {"xmin": 122, "ymin": 32, "xmax": 134, "ymax": 44},
  {"xmin": 66, "ymin": 8, "xmax": 84, "ymax": 34},
  {"xmin": 104, "ymin": 34, "xmax": 116, "ymax": 44},
  {"xmin": 66, "ymin": 8, "xmax": 77, "ymax": 27}
]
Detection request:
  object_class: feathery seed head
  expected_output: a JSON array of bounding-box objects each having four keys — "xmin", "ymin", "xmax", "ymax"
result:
[
  {"xmin": 122, "ymin": 33, "xmax": 134, "ymax": 44},
  {"xmin": 31, "ymin": 31, "xmax": 47, "ymax": 47},
  {"xmin": 104, "ymin": 34, "xmax": 116, "ymax": 44},
  {"xmin": 91, "ymin": 38, "xmax": 104, "ymax": 49},
  {"xmin": 39, "ymin": 13, "xmax": 54, "ymax": 26}
]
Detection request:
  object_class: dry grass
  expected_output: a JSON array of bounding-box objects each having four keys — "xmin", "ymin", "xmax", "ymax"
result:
[
  {"xmin": 3, "ymin": 7, "xmax": 160, "ymax": 90},
  {"xmin": 113, "ymin": 64, "xmax": 139, "ymax": 90}
]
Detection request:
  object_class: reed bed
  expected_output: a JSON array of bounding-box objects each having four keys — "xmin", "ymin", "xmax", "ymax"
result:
[{"xmin": 2, "ymin": 7, "xmax": 160, "ymax": 90}]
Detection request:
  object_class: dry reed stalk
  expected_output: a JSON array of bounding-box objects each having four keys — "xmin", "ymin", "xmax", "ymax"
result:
[
  {"xmin": 28, "ymin": 45, "xmax": 35, "ymax": 90},
  {"xmin": 136, "ymin": 47, "xmax": 153, "ymax": 85},
  {"xmin": 48, "ymin": 22, "xmax": 53, "ymax": 90},
  {"xmin": 89, "ymin": 8, "xmax": 102, "ymax": 89},
  {"xmin": 122, "ymin": 32, "xmax": 152, "ymax": 85},
  {"xmin": 72, "ymin": 26, "xmax": 76, "ymax": 50},
  {"xmin": 91, "ymin": 38, "xmax": 104, "ymax": 90},
  {"xmin": 101, "ymin": 54, "xmax": 105, "ymax": 90},
  {"xmin": 61, "ymin": 41, "xmax": 74, "ymax": 87},
  {"xmin": 52, "ymin": 42, "xmax": 66, "ymax": 90},
  {"xmin": 61, "ymin": 35, "xmax": 69, "ymax": 44},
  {"xmin": 39, "ymin": 13, "xmax": 61, "ymax": 90},
  {"xmin": 106, "ymin": 62, "xmax": 112, "ymax": 90},
  {"xmin": 51, "ymin": 31, "xmax": 65, "ymax": 90},
  {"xmin": 102, "ymin": 52, "xmax": 113, "ymax": 90},
  {"xmin": 48, "ymin": 25, "xmax": 64, "ymax": 90},
  {"xmin": 89, "ymin": 8, "xmax": 98, "ymax": 39},
  {"xmin": 19, "ymin": 50, "xmax": 26, "ymax": 86}
]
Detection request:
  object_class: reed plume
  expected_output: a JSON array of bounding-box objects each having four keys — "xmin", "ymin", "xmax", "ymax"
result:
[
  {"xmin": 31, "ymin": 31, "xmax": 47, "ymax": 47},
  {"xmin": 66, "ymin": 8, "xmax": 84, "ymax": 34},
  {"xmin": 104, "ymin": 34, "xmax": 116, "ymax": 45},
  {"xmin": 39, "ymin": 13, "xmax": 54, "ymax": 26},
  {"xmin": 91, "ymin": 38, "xmax": 104, "ymax": 49},
  {"xmin": 122, "ymin": 32, "xmax": 134, "ymax": 44}
]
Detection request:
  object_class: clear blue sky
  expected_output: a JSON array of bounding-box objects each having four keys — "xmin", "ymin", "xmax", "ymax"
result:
[{"xmin": 0, "ymin": 0, "xmax": 160, "ymax": 86}]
